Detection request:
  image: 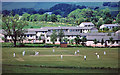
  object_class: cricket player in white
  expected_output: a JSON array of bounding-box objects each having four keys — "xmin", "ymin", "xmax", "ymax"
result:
[
  {"xmin": 35, "ymin": 51, "xmax": 39, "ymax": 55},
  {"xmin": 13, "ymin": 52, "xmax": 15, "ymax": 57},
  {"xmin": 61, "ymin": 54, "xmax": 63, "ymax": 59},
  {"xmin": 22, "ymin": 50, "xmax": 25, "ymax": 56},
  {"xmin": 84, "ymin": 55, "xmax": 86, "ymax": 60},
  {"xmin": 97, "ymin": 55, "xmax": 100, "ymax": 59},
  {"xmin": 53, "ymin": 49, "xmax": 55, "ymax": 52},
  {"xmin": 104, "ymin": 51, "xmax": 106, "ymax": 55},
  {"xmin": 75, "ymin": 51, "xmax": 77, "ymax": 55},
  {"xmin": 77, "ymin": 50, "xmax": 79, "ymax": 52}
]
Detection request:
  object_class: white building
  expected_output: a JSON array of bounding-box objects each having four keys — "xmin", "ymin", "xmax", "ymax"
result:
[
  {"xmin": 79, "ymin": 22, "xmax": 95, "ymax": 27},
  {"xmin": 1, "ymin": 24, "xmax": 120, "ymax": 47},
  {"xmin": 100, "ymin": 24, "xmax": 120, "ymax": 29}
]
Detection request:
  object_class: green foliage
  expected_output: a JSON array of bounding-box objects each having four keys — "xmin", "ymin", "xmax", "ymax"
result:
[
  {"xmin": 116, "ymin": 12, "xmax": 120, "ymax": 24},
  {"xmin": 81, "ymin": 37, "xmax": 87, "ymax": 46},
  {"xmin": 74, "ymin": 36, "xmax": 81, "ymax": 45},
  {"xmin": 62, "ymin": 38, "xmax": 68, "ymax": 43},
  {"xmin": 50, "ymin": 30, "xmax": 57, "ymax": 44},
  {"xmin": 104, "ymin": 18, "xmax": 113, "ymax": 24},
  {"xmin": 112, "ymin": 27, "xmax": 120, "ymax": 32},
  {"xmin": 97, "ymin": 18, "xmax": 103, "ymax": 29},
  {"xmin": 58, "ymin": 29, "xmax": 64, "ymax": 42},
  {"xmin": 2, "ymin": 37, "xmax": 5, "ymax": 42},
  {"xmin": 69, "ymin": 39, "xmax": 74, "ymax": 45},
  {"xmin": 101, "ymin": 38, "xmax": 104, "ymax": 45},
  {"xmin": 39, "ymin": 36, "xmax": 41, "ymax": 41},
  {"xmin": 93, "ymin": 39, "xmax": 99, "ymax": 46},
  {"xmin": 21, "ymin": 13, "xmax": 30, "ymax": 21},
  {"xmin": 2, "ymin": 14, "xmax": 28, "ymax": 46},
  {"xmin": 109, "ymin": 37, "xmax": 114, "ymax": 45},
  {"xmin": 75, "ymin": 17, "xmax": 84, "ymax": 25}
]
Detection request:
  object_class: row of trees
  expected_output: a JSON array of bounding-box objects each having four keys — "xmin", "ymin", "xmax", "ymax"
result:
[
  {"xmin": 50, "ymin": 29, "xmax": 87, "ymax": 46},
  {"xmin": 20, "ymin": 8, "xmax": 120, "ymax": 30},
  {"xmin": 68, "ymin": 8, "xmax": 120, "ymax": 29},
  {"xmin": 50, "ymin": 30, "xmax": 115, "ymax": 47}
]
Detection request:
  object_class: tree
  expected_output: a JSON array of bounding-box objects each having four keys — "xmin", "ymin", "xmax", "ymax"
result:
[
  {"xmin": 21, "ymin": 13, "xmax": 30, "ymax": 21},
  {"xmin": 50, "ymin": 30, "xmax": 57, "ymax": 44},
  {"xmin": 74, "ymin": 35, "xmax": 81, "ymax": 45},
  {"xmin": 76, "ymin": 17, "xmax": 84, "ymax": 25},
  {"xmin": 104, "ymin": 18, "xmax": 113, "ymax": 24},
  {"xmin": 2, "ymin": 14, "xmax": 28, "ymax": 47},
  {"xmin": 51, "ymin": 14, "xmax": 57, "ymax": 22},
  {"xmin": 2, "ymin": 37, "xmax": 5, "ymax": 42},
  {"xmin": 28, "ymin": 39, "xmax": 32, "ymax": 43},
  {"xmin": 81, "ymin": 37, "xmax": 87, "ymax": 46},
  {"xmin": 70, "ymin": 39, "xmax": 74, "ymax": 44},
  {"xmin": 62, "ymin": 38, "xmax": 68, "ymax": 43},
  {"xmin": 39, "ymin": 35, "xmax": 41, "ymax": 42},
  {"xmin": 58, "ymin": 29, "xmax": 64, "ymax": 43},
  {"xmin": 116, "ymin": 12, "xmax": 120, "ymax": 24},
  {"xmin": 101, "ymin": 38, "xmax": 104, "ymax": 45},
  {"xmin": 93, "ymin": 39, "xmax": 98, "ymax": 47},
  {"xmin": 109, "ymin": 37, "xmax": 114, "ymax": 47},
  {"xmin": 97, "ymin": 18, "xmax": 103, "ymax": 29}
]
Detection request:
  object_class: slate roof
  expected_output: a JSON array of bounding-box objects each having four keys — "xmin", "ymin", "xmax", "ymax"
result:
[
  {"xmin": 27, "ymin": 28, "xmax": 48, "ymax": 32},
  {"xmin": 41, "ymin": 26, "xmax": 93, "ymax": 30},
  {"xmin": 46, "ymin": 32, "xmax": 108, "ymax": 36},
  {"xmin": 81, "ymin": 22, "xmax": 94, "ymax": 25},
  {"xmin": 101, "ymin": 24, "xmax": 119, "ymax": 27}
]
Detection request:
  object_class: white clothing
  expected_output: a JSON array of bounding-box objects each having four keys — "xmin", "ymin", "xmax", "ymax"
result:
[
  {"xmin": 97, "ymin": 55, "xmax": 100, "ymax": 59},
  {"xmin": 13, "ymin": 53, "xmax": 15, "ymax": 57},
  {"xmin": 75, "ymin": 51, "xmax": 77, "ymax": 55},
  {"xmin": 84, "ymin": 56, "xmax": 86, "ymax": 59},
  {"xmin": 53, "ymin": 49, "xmax": 55, "ymax": 52},
  {"xmin": 35, "ymin": 52, "xmax": 39, "ymax": 55},
  {"xmin": 61, "ymin": 55, "xmax": 63, "ymax": 59},
  {"xmin": 104, "ymin": 51, "xmax": 106, "ymax": 55}
]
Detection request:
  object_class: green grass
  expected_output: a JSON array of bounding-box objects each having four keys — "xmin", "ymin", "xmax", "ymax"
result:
[
  {"xmin": 2, "ymin": 47, "xmax": 119, "ymax": 73},
  {"xmin": 24, "ymin": 21, "xmax": 73, "ymax": 29}
]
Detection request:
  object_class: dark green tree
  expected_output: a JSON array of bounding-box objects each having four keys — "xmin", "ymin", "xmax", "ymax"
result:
[
  {"xmin": 109, "ymin": 37, "xmax": 114, "ymax": 47},
  {"xmin": 101, "ymin": 38, "xmax": 104, "ymax": 45},
  {"xmin": 97, "ymin": 18, "xmax": 103, "ymax": 29},
  {"xmin": 50, "ymin": 30, "xmax": 57, "ymax": 44},
  {"xmin": 58, "ymin": 29, "xmax": 64, "ymax": 42},
  {"xmin": 2, "ymin": 14, "xmax": 28, "ymax": 47},
  {"xmin": 116, "ymin": 12, "xmax": 120, "ymax": 24},
  {"xmin": 21, "ymin": 13, "xmax": 30, "ymax": 21},
  {"xmin": 70, "ymin": 39, "xmax": 74, "ymax": 45},
  {"xmin": 51, "ymin": 14, "xmax": 57, "ymax": 22},
  {"xmin": 81, "ymin": 37, "xmax": 87, "ymax": 46},
  {"xmin": 63, "ymin": 38, "xmax": 68, "ymax": 43},
  {"xmin": 74, "ymin": 35, "xmax": 81, "ymax": 45},
  {"xmin": 93, "ymin": 39, "xmax": 98, "ymax": 47}
]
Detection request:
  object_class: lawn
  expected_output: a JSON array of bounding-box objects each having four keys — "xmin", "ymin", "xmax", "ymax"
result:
[{"xmin": 2, "ymin": 47, "xmax": 119, "ymax": 73}]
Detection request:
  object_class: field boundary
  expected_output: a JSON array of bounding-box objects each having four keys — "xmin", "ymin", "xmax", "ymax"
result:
[
  {"xmin": 30, "ymin": 55, "xmax": 83, "ymax": 56},
  {"xmin": 2, "ymin": 64, "xmax": 119, "ymax": 71}
]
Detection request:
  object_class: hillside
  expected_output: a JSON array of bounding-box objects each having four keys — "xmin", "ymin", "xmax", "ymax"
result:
[{"xmin": 2, "ymin": 2, "xmax": 103, "ymax": 10}]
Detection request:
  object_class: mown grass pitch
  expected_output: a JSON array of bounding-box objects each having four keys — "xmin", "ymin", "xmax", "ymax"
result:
[{"xmin": 2, "ymin": 47, "xmax": 119, "ymax": 73}]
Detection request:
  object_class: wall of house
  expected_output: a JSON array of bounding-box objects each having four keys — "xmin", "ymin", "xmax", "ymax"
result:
[{"xmin": 79, "ymin": 23, "xmax": 85, "ymax": 27}]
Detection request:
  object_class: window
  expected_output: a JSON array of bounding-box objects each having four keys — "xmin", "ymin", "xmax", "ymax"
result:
[
  {"xmin": 30, "ymin": 35, "xmax": 32, "ymax": 37},
  {"xmin": 47, "ymin": 39, "xmax": 49, "ymax": 42},
  {"xmin": 55, "ymin": 39, "xmax": 57, "ymax": 42},
  {"xmin": 116, "ymin": 40, "xmax": 118, "ymax": 44},
  {"xmin": 27, "ymin": 35, "xmax": 29, "ymax": 37}
]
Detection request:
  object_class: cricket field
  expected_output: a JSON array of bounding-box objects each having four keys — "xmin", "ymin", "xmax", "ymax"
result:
[{"xmin": 2, "ymin": 47, "xmax": 119, "ymax": 73}]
